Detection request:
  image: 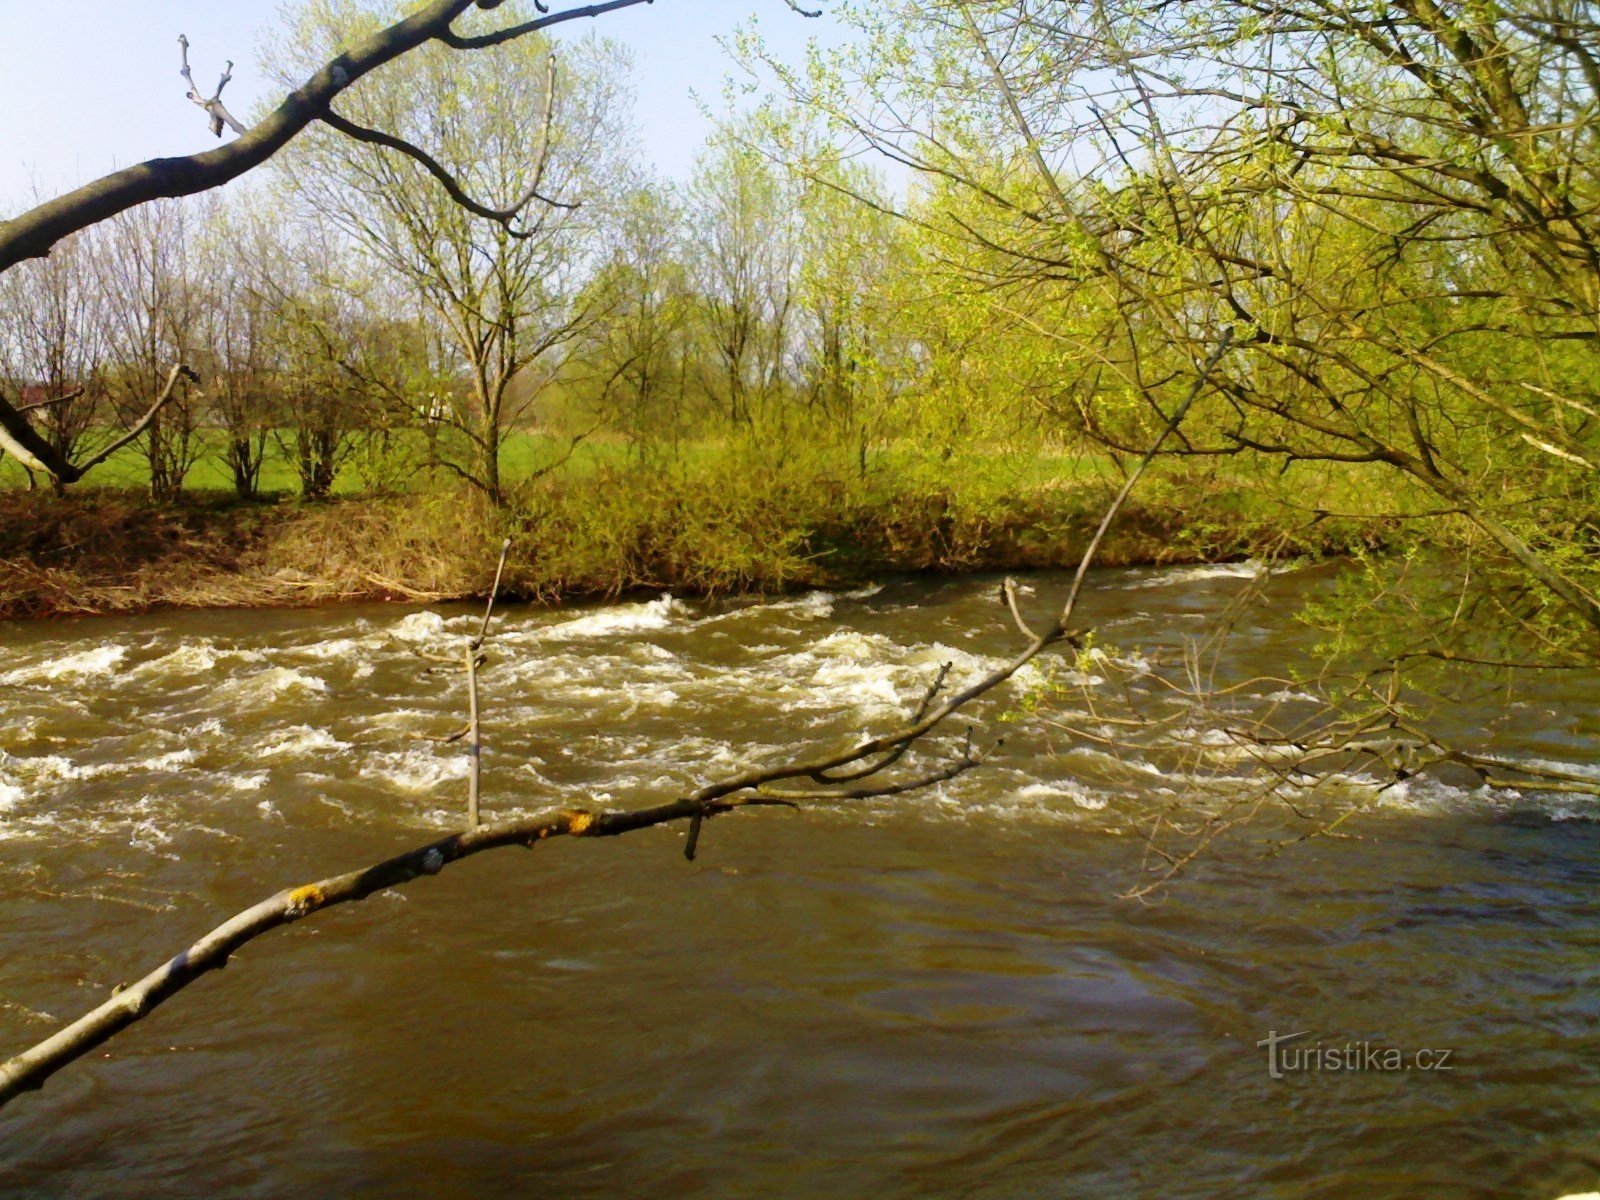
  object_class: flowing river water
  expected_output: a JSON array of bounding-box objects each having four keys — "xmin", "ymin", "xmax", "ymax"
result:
[{"xmin": 0, "ymin": 564, "xmax": 1596, "ymax": 1199}]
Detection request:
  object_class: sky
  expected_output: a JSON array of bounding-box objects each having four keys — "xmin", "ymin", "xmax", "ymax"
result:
[{"xmin": 0, "ymin": 0, "xmax": 832, "ymax": 211}]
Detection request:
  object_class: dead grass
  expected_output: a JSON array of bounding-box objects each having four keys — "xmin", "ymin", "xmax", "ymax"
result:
[{"xmin": 0, "ymin": 469, "xmax": 1392, "ymax": 621}]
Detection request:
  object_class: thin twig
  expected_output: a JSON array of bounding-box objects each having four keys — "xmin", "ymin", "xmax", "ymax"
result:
[
  {"xmin": 466, "ymin": 537, "xmax": 511, "ymax": 827},
  {"xmin": 473, "ymin": 537, "xmax": 513, "ymax": 650}
]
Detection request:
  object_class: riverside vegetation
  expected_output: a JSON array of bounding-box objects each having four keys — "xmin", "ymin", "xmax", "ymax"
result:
[
  {"xmin": 0, "ymin": 435, "xmax": 1393, "ymax": 620},
  {"xmin": 2, "ymin": 0, "xmax": 1596, "ymax": 668}
]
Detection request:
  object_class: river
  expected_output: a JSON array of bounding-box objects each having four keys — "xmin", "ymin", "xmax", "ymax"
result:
[{"xmin": 0, "ymin": 564, "xmax": 1597, "ymax": 1199}]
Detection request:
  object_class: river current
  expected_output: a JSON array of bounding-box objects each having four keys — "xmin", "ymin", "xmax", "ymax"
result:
[{"xmin": 0, "ymin": 564, "xmax": 1596, "ymax": 1198}]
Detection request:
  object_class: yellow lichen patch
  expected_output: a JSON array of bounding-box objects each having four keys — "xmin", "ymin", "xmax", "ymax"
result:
[
  {"xmin": 561, "ymin": 810, "xmax": 596, "ymax": 835},
  {"xmin": 286, "ymin": 884, "xmax": 326, "ymax": 913}
]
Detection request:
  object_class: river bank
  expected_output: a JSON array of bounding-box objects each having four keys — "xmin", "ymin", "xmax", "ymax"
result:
[{"xmin": 0, "ymin": 466, "xmax": 1391, "ymax": 621}]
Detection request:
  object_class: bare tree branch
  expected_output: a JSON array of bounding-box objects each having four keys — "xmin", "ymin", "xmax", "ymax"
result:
[
  {"xmin": 0, "ymin": 363, "xmax": 193, "ymax": 483},
  {"xmin": 178, "ymin": 35, "xmax": 248, "ymax": 138},
  {"xmin": 14, "ymin": 386, "xmax": 85, "ymax": 415},
  {"xmin": 466, "ymin": 537, "xmax": 512, "ymax": 827},
  {"xmin": 318, "ymin": 50, "xmax": 576, "ymax": 233}
]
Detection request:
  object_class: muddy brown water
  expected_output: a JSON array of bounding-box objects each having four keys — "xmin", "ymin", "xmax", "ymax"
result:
[{"xmin": 0, "ymin": 564, "xmax": 1596, "ymax": 1199}]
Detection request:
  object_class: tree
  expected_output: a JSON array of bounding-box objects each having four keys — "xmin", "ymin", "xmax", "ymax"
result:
[
  {"xmin": 563, "ymin": 180, "xmax": 697, "ymax": 455},
  {"xmin": 0, "ymin": 206, "xmax": 107, "ymax": 492},
  {"xmin": 268, "ymin": 0, "xmax": 637, "ymax": 502},
  {"xmin": 685, "ymin": 131, "xmax": 801, "ymax": 431},
  {"xmin": 747, "ymin": 0, "xmax": 1600, "ymax": 652},
  {"xmin": 194, "ymin": 198, "xmax": 281, "ymax": 499},
  {"xmin": 98, "ymin": 199, "xmax": 209, "ymax": 501}
]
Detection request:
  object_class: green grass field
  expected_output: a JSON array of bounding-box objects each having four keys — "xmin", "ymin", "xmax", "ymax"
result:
[
  {"xmin": 0, "ymin": 429, "xmax": 641, "ymax": 496},
  {"xmin": 0, "ymin": 426, "xmax": 1134, "ymax": 499}
]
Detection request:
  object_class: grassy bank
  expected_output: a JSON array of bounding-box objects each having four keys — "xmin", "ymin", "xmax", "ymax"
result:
[{"xmin": 0, "ymin": 451, "xmax": 1396, "ymax": 621}]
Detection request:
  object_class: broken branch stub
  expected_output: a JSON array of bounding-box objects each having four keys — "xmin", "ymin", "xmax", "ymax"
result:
[{"xmin": 178, "ymin": 34, "xmax": 247, "ymax": 139}]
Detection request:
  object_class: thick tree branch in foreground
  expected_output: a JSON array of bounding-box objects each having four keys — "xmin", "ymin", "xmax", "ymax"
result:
[{"xmin": 0, "ymin": 0, "xmax": 661, "ymax": 273}]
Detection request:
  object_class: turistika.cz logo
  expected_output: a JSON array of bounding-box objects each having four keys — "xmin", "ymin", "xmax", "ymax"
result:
[{"xmin": 1256, "ymin": 1030, "xmax": 1455, "ymax": 1079}]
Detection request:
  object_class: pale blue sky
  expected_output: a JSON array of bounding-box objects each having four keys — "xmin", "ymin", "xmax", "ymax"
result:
[{"xmin": 0, "ymin": 0, "xmax": 828, "ymax": 210}]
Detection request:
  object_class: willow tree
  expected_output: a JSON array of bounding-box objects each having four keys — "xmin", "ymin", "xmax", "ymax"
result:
[{"xmin": 265, "ymin": 0, "xmax": 635, "ymax": 503}]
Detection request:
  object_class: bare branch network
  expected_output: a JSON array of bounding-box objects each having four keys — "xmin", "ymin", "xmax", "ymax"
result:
[
  {"xmin": 0, "ymin": 0, "xmax": 696, "ymax": 273},
  {"xmin": 0, "ymin": 0, "xmax": 821, "ymax": 492}
]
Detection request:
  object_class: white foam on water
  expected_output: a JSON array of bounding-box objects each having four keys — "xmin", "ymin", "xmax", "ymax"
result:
[
  {"xmin": 760, "ymin": 632, "xmax": 904, "ymax": 713},
  {"xmin": 6, "ymin": 745, "xmax": 197, "ymax": 788},
  {"xmin": 233, "ymin": 771, "xmax": 271, "ymax": 792},
  {"xmin": 1367, "ymin": 775, "xmax": 1479, "ymax": 815},
  {"xmin": 128, "ymin": 818, "xmax": 176, "ymax": 855},
  {"xmin": 810, "ymin": 657, "xmax": 903, "ymax": 708},
  {"xmin": 1262, "ymin": 688, "xmax": 1320, "ymax": 703},
  {"xmin": 212, "ymin": 666, "xmax": 328, "ymax": 707},
  {"xmin": 0, "ymin": 644, "xmax": 126, "ymax": 686},
  {"xmin": 1181, "ymin": 726, "xmax": 1247, "ymax": 749},
  {"xmin": 256, "ymin": 725, "xmax": 350, "ymax": 758},
  {"xmin": 698, "ymin": 584, "xmax": 883, "ymax": 629},
  {"xmin": 1123, "ymin": 561, "xmax": 1276, "ymax": 589},
  {"xmin": 388, "ymin": 611, "xmax": 450, "ymax": 642},
  {"xmin": 1013, "ymin": 779, "xmax": 1108, "ymax": 811},
  {"xmin": 771, "ymin": 590, "xmax": 838, "ymax": 619},
  {"xmin": 285, "ymin": 635, "xmax": 366, "ymax": 661},
  {"xmin": 1086, "ymin": 646, "xmax": 1154, "ymax": 677},
  {"xmin": 539, "ymin": 594, "xmax": 684, "ymax": 641},
  {"xmin": 909, "ymin": 640, "xmax": 1001, "ymax": 676},
  {"xmin": 1519, "ymin": 756, "xmax": 1600, "ymax": 783},
  {"xmin": 615, "ymin": 684, "xmax": 680, "ymax": 720},
  {"xmin": 1536, "ymin": 801, "xmax": 1600, "ymax": 822},
  {"xmin": 1064, "ymin": 747, "xmax": 1175, "ymax": 780},
  {"xmin": 0, "ymin": 714, "xmax": 40, "ymax": 749},
  {"xmin": 140, "ymin": 749, "xmax": 196, "ymax": 772},
  {"xmin": 636, "ymin": 736, "xmax": 746, "ymax": 776},
  {"xmin": 351, "ymin": 708, "xmax": 443, "ymax": 734},
  {"xmin": 133, "ymin": 640, "xmax": 260, "ymax": 680},
  {"xmin": 628, "ymin": 642, "xmax": 679, "ymax": 662},
  {"xmin": 362, "ymin": 746, "xmax": 470, "ymax": 792}
]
